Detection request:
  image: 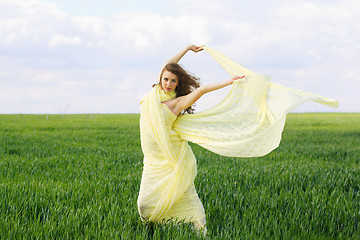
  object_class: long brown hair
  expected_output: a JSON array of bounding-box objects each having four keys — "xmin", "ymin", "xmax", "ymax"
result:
[{"xmin": 157, "ymin": 63, "xmax": 200, "ymax": 114}]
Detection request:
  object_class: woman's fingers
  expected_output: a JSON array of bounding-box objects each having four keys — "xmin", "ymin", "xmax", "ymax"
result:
[
  {"xmin": 233, "ymin": 75, "xmax": 246, "ymax": 80},
  {"xmin": 195, "ymin": 47, "xmax": 204, "ymax": 52},
  {"xmin": 189, "ymin": 44, "xmax": 204, "ymax": 52},
  {"xmin": 233, "ymin": 75, "xmax": 247, "ymax": 83}
]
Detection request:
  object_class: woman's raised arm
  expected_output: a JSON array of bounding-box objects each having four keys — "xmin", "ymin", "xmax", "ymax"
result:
[{"xmin": 164, "ymin": 44, "xmax": 203, "ymax": 65}]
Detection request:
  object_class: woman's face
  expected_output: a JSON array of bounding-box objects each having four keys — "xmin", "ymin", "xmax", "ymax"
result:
[{"xmin": 161, "ymin": 71, "xmax": 179, "ymax": 93}]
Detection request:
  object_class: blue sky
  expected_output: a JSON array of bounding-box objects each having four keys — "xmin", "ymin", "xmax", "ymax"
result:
[{"xmin": 1, "ymin": 0, "xmax": 359, "ymax": 114}]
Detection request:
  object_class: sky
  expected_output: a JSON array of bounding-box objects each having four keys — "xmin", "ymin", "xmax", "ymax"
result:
[{"xmin": 0, "ymin": 0, "xmax": 359, "ymax": 114}]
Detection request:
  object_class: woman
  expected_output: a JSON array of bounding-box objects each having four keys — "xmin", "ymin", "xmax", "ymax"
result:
[
  {"xmin": 137, "ymin": 44, "xmax": 244, "ymax": 234},
  {"xmin": 137, "ymin": 44, "xmax": 338, "ymax": 235}
]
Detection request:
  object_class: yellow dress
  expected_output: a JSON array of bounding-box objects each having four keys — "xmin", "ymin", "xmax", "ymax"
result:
[
  {"xmin": 138, "ymin": 88, "xmax": 206, "ymax": 228},
  {"xmin": 137, "ymin": 46, "xmax": 338, "ymax": 228}
]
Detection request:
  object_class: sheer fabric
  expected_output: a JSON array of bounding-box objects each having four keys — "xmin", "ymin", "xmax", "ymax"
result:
[{"xmin": 137, "ymin": 46, "xmax": 338, "ymax": 227}]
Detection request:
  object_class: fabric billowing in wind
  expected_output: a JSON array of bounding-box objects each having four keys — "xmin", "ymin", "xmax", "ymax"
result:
[{"xmin": 173, "ymin": 46, "xmax": 339, "ymax": 157}]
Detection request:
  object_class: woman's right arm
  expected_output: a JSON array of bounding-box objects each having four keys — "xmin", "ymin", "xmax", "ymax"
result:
[
  {"xmin": 158, "ymin": 44, "xmax": 203, "ymax": 80},
  {"xmin": 164, "ymin": 44, "xmax": 203, "ymax": 65}
]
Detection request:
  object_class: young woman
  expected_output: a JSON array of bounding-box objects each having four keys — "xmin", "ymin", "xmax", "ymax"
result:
[
  {"xmin": 137, "ymin": 44, "xmax": 246, "ymax": 234},
  {"xmin": 137, "ymin": 44, "xmax": 338, "ymax": 236}
]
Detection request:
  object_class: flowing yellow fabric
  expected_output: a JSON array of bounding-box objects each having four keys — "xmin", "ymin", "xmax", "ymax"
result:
[
  {"xmin": 137, "ymin": 46, "xmax": 338, "ymax": 227},
  {"xmin": 173, "ymin": 46, "xmax": 339, "ymax": 157}
]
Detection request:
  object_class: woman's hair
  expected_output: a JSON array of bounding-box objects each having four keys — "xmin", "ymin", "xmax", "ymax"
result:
[{"xmin": 157, "ymin": 63, "xmax": 200, "ymax": 114}]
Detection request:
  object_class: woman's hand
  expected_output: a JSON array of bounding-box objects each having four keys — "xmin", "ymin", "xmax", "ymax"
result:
[
  {"xmin": 187, "ymin": 44, "xmax": 204, "ymax": 53},
  {"xmin": 229, "ymin": 75, "xmax": 247, "ymax": 84}
]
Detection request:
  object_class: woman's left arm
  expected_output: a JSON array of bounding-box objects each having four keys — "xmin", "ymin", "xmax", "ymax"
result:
[{"xmin": 170, "ymin": 76, "xmax": 246, "ymax": 115}]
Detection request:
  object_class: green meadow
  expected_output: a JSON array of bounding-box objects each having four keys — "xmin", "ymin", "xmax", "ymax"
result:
[{"xmin": 0, "ymin": 113, "xmax": 359, "ymax": 239}]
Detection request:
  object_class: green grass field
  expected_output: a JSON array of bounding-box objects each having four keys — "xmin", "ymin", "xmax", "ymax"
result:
[{"xmin": 1, "ymin": 113, "xmax": 359, "ymax": 239}]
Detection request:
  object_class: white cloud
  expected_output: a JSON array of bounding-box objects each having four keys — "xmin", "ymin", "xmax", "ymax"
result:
[{"xmin": 48, "ymin": 34, "xmax": 83, "ymax": 47}]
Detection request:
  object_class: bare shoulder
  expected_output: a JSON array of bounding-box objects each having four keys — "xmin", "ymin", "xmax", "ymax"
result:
[
  {"xmin": 162, "ymin": 97, "xmax": 180, "ymax": 106},
  {"xmin": 162, "ymin": 89, "xmax": 204, "ymax": 115},
  {"xmin": 162, "ymin": 98, "xmax": 180, "ymax": 114},
  {"xmin": 164, "ymin": 95, "xmax": 192, "ymax": 116}
]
